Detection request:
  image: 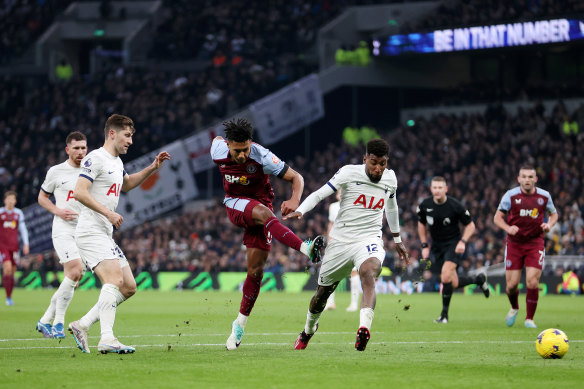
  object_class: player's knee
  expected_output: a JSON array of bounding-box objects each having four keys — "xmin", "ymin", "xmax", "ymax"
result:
[
  {"xmin": 121, "ymin": 283, "xmax": 136, "ymax": 298},
  {"xmin": 253, "ymin": 204, "xmax": 274, "ymax": 224}
]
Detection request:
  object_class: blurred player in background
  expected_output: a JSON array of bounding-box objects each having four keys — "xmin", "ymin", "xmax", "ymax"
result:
[
  {"xmin": 211, "ymin": 118, "xmax": 324, "ymax": 351},
  {"xmin": 36, "ymin": 131, "xmax": 88, "ymax": 339},
  {"xmin": 0, "ymin": 191, "xmax": 29, "ymax": 306},
  {"xmin": 494, "ymin": 165, "xmax": 558, "ymax": 329},
  {"xmin": 286, "ymin": 139, "xmax": 409, "ymax": 351},
  {"xmin": 68, "ymin": 114, "xmax": 170, "ymax": 354},
  {"xmin": 417, "ymin": 176, "xmax": 489, "ymax": 324}
]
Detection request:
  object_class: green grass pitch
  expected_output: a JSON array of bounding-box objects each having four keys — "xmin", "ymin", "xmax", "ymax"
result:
[{"xmin": 0, "ymin": 289, "xmax": 583, "ymax": 388}]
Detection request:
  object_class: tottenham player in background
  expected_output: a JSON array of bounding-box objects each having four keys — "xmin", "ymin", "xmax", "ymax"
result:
[
  {"xmin": 285, "ymin": 138, "xmax": 409, "ymax": 352},
  {"xmin": 417, "ymin": 176, "xmax": 489, "ymax": 324},
  {"xmin": 494, "ymin": 165, "xmax": 558, "ymax": 329},
  {"xmin": 0, "ymin": 191, "xmax": 29, "ymax": 306},
  {"xmin": 36, "ymin": 131, "xmax": 88, "ymax": 339},
  {"xmin": 211, "ymin": 118, "xmax": 324, "ymax": 351},
  {"xmin": 68, "ymin": 114, "xmax": 170, "ymax": 354}
]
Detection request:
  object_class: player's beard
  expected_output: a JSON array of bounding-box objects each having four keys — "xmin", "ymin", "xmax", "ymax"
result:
[{"xmin": 366, "ymin": 170, "xmax": 382, "ymax": 183}]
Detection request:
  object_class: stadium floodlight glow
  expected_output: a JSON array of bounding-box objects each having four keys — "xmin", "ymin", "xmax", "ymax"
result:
[{"xmin": 373, "ymin": 18, "xmax": 584, "ymax": 56}]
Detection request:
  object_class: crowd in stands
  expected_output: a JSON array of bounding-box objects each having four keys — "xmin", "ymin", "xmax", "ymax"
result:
[
  {"xmin": 2, "ymin": 1, "xmax": 583, "ymax": 284},
  {"xmin": 18, "ymin": 100, "xmax": 584, "ymax": 284},
  {"xmin": 0, "ymin": 0, "xmax": 71, "ymax": 65}
]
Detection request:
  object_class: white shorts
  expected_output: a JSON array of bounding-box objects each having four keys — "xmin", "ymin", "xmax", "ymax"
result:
[
  {"xmin": 318, "ymin": 237, "xmax": 385, "ymax": 286},
  {"xmin": 75, "ymin": 234, "xmax": 129, "ymax": 271},
  {"xmin": 52, "ymin": 234, "xmax": 81, "ymax": 264}
]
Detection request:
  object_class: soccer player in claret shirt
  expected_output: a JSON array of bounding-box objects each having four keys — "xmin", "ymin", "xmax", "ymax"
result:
[
  {"xmin": 285, "ymin": 139, "xmax": 409, "ymax": 351},
  {"xmin": 417, "ymin": 176, "xmax": 489, "ymax": 324},
  {"xmin": 68, "ymin": 114, "xmax": 170, "ymax": 354},
  {"xmin": 211, "ymin": 118, "xmax": 324, "ymax": 351},
  {"xmin": 36, "ymin": 131, "xmax": 88, "ymax": 339},
  {"xmin": 0, "ymin": 191, "xmax": 29, "ymax": 306},
  {"xmin": 494, "ymin": 165, "xmax": 558, "ymax": 329}
]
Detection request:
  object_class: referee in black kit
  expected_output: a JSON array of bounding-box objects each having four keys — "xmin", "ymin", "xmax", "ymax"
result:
[{"xmin": 417, "ymin": 176, "xmax": 489, "ymax": 324}]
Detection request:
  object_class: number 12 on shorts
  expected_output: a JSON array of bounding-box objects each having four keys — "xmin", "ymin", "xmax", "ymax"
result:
[{"xmin": 366, "ymin": 244, "xmax": 378, "ymax": 254}]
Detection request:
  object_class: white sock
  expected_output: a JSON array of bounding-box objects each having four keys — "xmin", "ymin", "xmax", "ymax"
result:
[
  {"xmin": 327, "ymin": 292, "xmax": 335, "ymax": 305},
  {"xmin": 53, "ymin": 276, "xmax": 77, "ymax": 325},
  {"xmin": 300, "ymin": 242, "xmax": 309, "ymax": 256},
  {"xmin": 304, "ymin": 310, "xmax": 321, "ymax": 334},
  {"xmin": 40, "ymin": 292, "xmax": 57, "ymax": 324},
  {"xmin": 98, "ymin": 284, "xmax": 119, "ymax": 341},
  {"xmin": 235, "ymin": 312, "xmax": 249, "ymax": 329},
  {"xmin": 79, "ymin": 303, "xmax": 100, "ymax": 330},
  {"xmin": 350, "ymin": 275, "xmax": 361, "ymax": 306},
  {"xmin": 359, "ymin": 307, "xmax": 375, "ymax": 330}
]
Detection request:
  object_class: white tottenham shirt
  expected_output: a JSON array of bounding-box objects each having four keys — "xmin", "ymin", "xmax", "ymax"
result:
[
  {"xmin": 40, "ymin": 161, "xmax": 84, "ymax": 237},
  {"xmin": 296, "ymin": 164, "xmax": 400, "ymax": 243},
  {"xmin": 76, "ymin": 147, "xmax": 127, "ymax": 236}
]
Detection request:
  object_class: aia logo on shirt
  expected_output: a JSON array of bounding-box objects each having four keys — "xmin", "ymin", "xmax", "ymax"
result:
[
  {"xmin": 107, "ymin": 184, "xmax": 122, "ymax": 197},
  {"xmin": 353, "ymin": 194, "xmax": 384, "ymax": 210},
  {"xmin": 66, "ymin": 190, "xmax": 75, "ymax": 201},
  {"xmin": 519, "ymin": 208, "xmax": 539, "ymax": 218}
]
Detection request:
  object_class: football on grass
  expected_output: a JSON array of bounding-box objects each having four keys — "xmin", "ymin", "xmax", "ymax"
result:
[{"xmin": 536, "ymin": 328, "xmax": 569, "ymax": 359}]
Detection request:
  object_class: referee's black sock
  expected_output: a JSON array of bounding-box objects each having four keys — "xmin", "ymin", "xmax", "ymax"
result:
[
  {"xmin": 457, "ymin": 275, "xmax": 474, "ymax": 288},
  {"xmin": 441, "ymin": 282, "xmax": 453, "ymax": 317}
]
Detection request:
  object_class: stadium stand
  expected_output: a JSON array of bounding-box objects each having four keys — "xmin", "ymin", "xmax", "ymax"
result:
[{"xmin": 1, "ymin": 0, "xmax": 583, "ymax": 284}]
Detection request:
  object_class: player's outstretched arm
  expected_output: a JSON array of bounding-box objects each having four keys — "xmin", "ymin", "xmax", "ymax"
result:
[
  {"xmin": 279, "ymin": 167, "xmax": 304, "ymax": 216},
  {"xmin": 283, "ymin": 183, "xmax": 335, "ymax": 220},
  {"xmin": 122, "ymin": 151, "xmax": 171, "ymax": 192}
]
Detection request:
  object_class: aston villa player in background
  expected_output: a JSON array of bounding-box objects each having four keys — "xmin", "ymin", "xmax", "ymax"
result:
[
  {"xmin": 0, "ymin": 191, "xmax": 29, "ymax": 306},
  {"xmin": 494, "ymin": 165, "xmax": 558, "ymax": 329},
  {"xmin": 211, "ymin": 118, "xmax": 324, "ymax": 351}
]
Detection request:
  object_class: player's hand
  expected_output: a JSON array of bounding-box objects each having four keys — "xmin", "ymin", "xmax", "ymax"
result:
[
  {"xmin": 396, "ymin": 243, "xmax": 410, "ymax": 265},
  {"xmin": 507, "ymin": 225, "xmax": 519, "ymax": 235},
  {"xmin": 107, "ymin": 211, "xmax": 124, "ymax": 229},
  {"xmin": 22, "ymin": 244, "xmax": 29, "ymax": 256},
  {"xmin": 421, "ymin": 247, "xmax": 430, "ymax": 260},
  {"xmin": 455, "ymin": 240, "xmax": 466, "ymax": 254},
  {"xmin": 281, "ymin": 199, "xmax": 299, "ymax": 216},
  {"xmin": 283, "ymin": 211, "xmax": 303, "ymax": 220},
  {"xmin": 153, "ymin": 151, "xmax": 171, "ymax": 169},
  {"xmin": 541, "ymin": 222, "xmax": 552, "ymax": 233},
  {"xmin": 58, "ymin": 208, "xmax": 78, "ymax": 222}
]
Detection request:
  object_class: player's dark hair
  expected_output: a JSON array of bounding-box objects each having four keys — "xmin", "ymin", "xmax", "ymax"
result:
[
  {"xmin": 66, "ymin": 131, "xmax": 87, "ymax": 145},
  {"xmin": 4, "ymin": 190, "xmax": 17, "ymax": 200},
  {"xmin": 432, "ymin": 176, "xmax": 447, "ymax": 184},
  {"xmin": 223, "ymin": 118, "xmax": 253, "ymax": 142},
  {"xmin": 104, "ymin": 114, "xmax": 135, "ymax": 138},
  {"xmin": 519, "ymin": 164, "xmax": 536, "ymax": 172},
  {"xmin": 366, "ymin": 138, "xmax": 389, "ymax": 157}
]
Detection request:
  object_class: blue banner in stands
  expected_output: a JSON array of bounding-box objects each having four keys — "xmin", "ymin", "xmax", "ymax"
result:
[{"xmin": 373, "ymin": 18, "xmax": 584, "ymax": 56}]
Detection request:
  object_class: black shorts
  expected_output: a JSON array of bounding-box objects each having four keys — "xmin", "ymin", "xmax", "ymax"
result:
[{"xmin": 429, "ymin": 238, "xmax": 463, "ymax": 274}]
